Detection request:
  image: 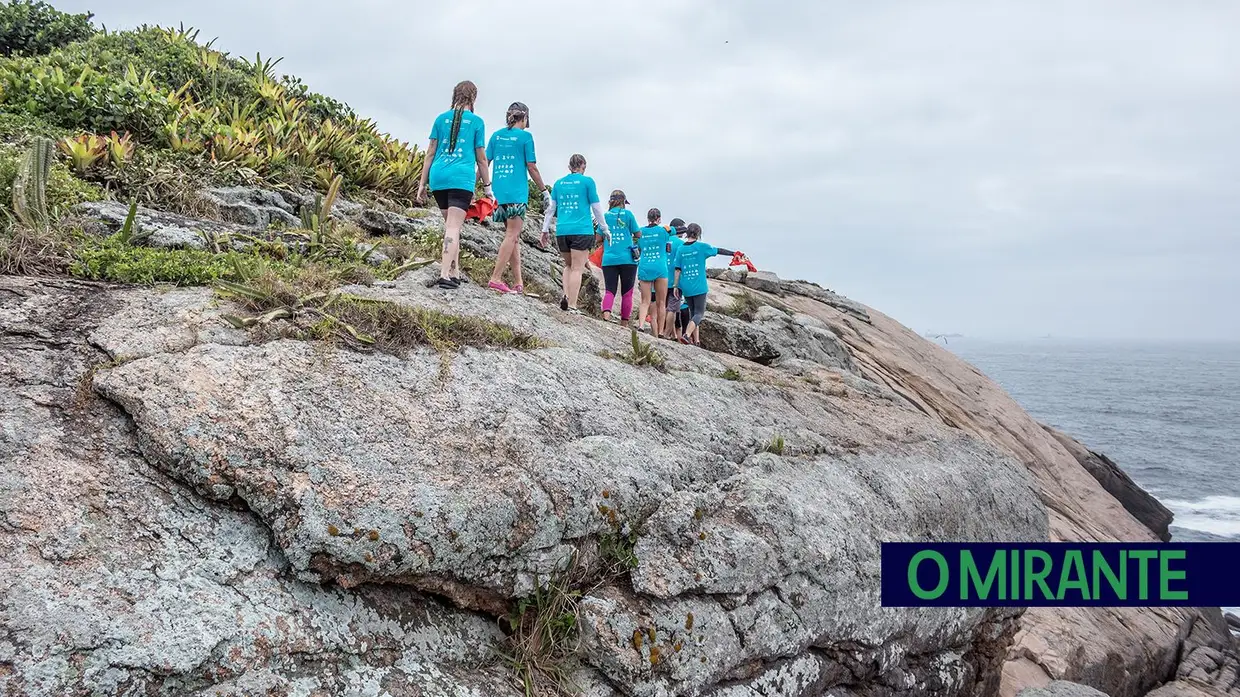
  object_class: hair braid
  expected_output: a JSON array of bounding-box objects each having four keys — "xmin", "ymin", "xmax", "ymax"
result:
[{"xmin": 447, "ymin": 80, "xmax": 477, "ymax": 153}]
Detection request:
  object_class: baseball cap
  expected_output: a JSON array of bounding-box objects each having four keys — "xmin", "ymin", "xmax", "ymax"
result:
[
  {"xmin": 507, "ymin": 101, "xmax": 529, "ymax": 125},
  {"xmin": 610, "ymin": 189, "xmax": 630, "ymax": 204}
]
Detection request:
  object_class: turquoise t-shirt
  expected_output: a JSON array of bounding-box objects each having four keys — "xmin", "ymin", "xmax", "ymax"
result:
[
  {"xmin": 674, "ymin": 241, "xmax": 718, "ymax": 297},
  {"xmin": 486, "ymin": 128, "xmax": 536, "ymax": 205},
  {"xmin": 550, "ymin": 173, "xmax": 599, "ymax": 237},
  {"xmin": 428, "ymin": 109, "xmax": 485, "ymax": 192},
  {"xmin": 602, "ymin": 208, "xmax": 640, "ymax": 266},
  {"xmin": 667, "ymin": 235, "xmax": 684, "ymax": 285},
  {"xmin": 637, "ymin": 225, "xmax": 670, "ymax": 281}
]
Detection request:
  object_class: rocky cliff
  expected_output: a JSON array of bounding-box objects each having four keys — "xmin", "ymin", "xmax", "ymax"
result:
[{"xmin": 1, "ymin": 192, "xmax": 1237, "ymax": 697}]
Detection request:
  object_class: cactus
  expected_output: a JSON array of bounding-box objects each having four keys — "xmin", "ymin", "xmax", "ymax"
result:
[{"xmin": 12, "ymin": 137, "xmax": 53, "ymax": 230}]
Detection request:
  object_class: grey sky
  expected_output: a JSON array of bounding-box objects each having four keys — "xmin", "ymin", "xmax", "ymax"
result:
[{"xmin": 57, "ymin": 0, "xmax": 1240, "ymax": 340}]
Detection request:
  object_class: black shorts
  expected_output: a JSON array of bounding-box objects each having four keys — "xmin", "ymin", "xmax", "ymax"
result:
[
  {"xmin": 432, "ymin": 188, "xmax": 472, "ymax": 211},
  {"xmin": 556, "ymin": 234, "xmax": 594, "ymax": 253}
]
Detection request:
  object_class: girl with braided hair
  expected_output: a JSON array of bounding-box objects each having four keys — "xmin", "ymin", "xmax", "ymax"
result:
[{"xmin": 416, "ymin": 80, "xmax": 491, "ymax": 290}]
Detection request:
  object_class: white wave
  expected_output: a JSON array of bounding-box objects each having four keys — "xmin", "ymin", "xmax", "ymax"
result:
[{"xmin": 1164, "ymin": 496, "xmax": 1240, "ymax": 538}]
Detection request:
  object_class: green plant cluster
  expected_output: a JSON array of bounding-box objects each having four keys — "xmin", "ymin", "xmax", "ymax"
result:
[
  {"xmin": 0, "ymin": 142, "xmax": 104, "ymax": 215},
  {"xmin": 0, "ymin": 7, "xmax": 424, "ymax": 204},
  {"xmin": 0, "ymin": 0, "xmax": 94, "ymax": 57}
]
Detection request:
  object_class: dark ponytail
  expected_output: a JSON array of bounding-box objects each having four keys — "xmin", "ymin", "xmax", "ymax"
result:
[{"xmin": 446, "ymin": 80, "xmax": 478, "ymax": 154}]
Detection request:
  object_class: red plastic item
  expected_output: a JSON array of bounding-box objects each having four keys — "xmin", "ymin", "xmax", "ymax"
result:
[
  {"xmin": 589, "ymin": 246, "xmax": 604, "ymax": 267},
  {"xmin": 464, "ymin": 195, "xmax": 497, "ymax": 222},
  {"xmin": 730, "ymin": 251, "xmax": 757, "ymax": 273}
]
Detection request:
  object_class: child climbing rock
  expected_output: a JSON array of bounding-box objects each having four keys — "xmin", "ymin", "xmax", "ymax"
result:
[
  {"xmin": 415, "ymin": 80, "xmax": 491, "ymax": 290},
  {"xmin": 485, "ymin": 102, "xmax": 549, "ymax": 294},
  {"xmin": 636, "ymin": 209, "xmax": 672, "ymax": 334},
  {"xmin": 600, "ymin": 189, "xmax": 641, "ymax": 324},
  {"xmin": 673, "ymin": 223, "xmax": 739, "ymax": 345},
  {"xmin": 542, "ymin": 154, "xmax": 610, "ymax": 314}
]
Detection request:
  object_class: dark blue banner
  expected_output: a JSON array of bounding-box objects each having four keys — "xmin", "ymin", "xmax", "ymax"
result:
[{"xmin": 880, "ymin": 542, "xmax": 1240, "ymax": 607}]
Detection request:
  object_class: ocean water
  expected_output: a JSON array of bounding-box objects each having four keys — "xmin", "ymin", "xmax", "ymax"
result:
[{"xmin": 946, "ymin": 339, "xmax": 1240, "ymax": 616}]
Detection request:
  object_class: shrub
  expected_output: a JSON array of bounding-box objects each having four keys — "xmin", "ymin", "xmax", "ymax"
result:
[
  {"xmin": 70, "ymin": 235, "xmax": 258, "ymax": 285},
  {"xmin": 0, "ymin": 14, "xmax": 427, "ymax": 205},
  {"xmin": 0, "ymin": 0, "xmax": 95, "ymax": 58},
  {"xmin": 0, "ymin": 55, "xmax": 175, "ymax": 139}
]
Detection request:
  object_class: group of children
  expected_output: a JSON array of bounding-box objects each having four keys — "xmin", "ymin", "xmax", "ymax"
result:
[{"xmin": 413, "ymin": 81, "xmax": 739, "ymax": 345}]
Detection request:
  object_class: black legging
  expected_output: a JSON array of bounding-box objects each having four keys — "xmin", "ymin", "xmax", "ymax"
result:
[
  {"xmin": 685, "ymin": 293, "xmax": 708, "ymax": 325},
  {"xmin": 601, "ymin": 263, "xmax": 637, "ymax": 318}
]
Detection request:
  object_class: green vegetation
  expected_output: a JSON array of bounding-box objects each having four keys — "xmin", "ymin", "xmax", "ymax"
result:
[
  {"xmin": 721, "ymin": 367, "xmax": 743, "ymax": 381},
  {"xmin": 0, "ymin": 6, "xmax": 423, "ymax": 210},
  {"xmin": 498, "ymin": 557, "xmax": 588, "ymax": 697},
  {"xmin": 716, "ymin": 291, "xmax": 763, "ymax": 321},
  {"xmin": 766, "ymin": 434, "xmax": 787, "ymax": 455},
  {"xmin": 0, "ymin": 1, "xmax": 94, "ymax": 58},
  {"xmin": 216, "ymin": 268, "xmax": 541, "ymax": 356},
  {"xmin": 602, "ymin": 329, "xmax": 667, "ymax": 371}
]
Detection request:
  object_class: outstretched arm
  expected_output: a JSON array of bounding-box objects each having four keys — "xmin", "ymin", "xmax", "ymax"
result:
[
  {"xmin": 716, "ymin": 248, "xmax": 735, "ymax": 257},
  {"xmin": 590, "ymin": 202, "xmax": 611, "ymax": 242}
]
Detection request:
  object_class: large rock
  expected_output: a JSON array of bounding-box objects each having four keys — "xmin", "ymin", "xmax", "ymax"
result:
[
  {"xmin": 1042, "ymin": 425, "xmax": 1174, "ymax": 541},
  {"xmin": 699, "ymin": 285, "xmax": 860, "ymax": 376},
  {"xmin": 1018, "ymin": 681, "xmax": 1110, "ymax": 697},
  {"xmin": 698, "ymin": 313, "xmax": 782, "ymax": 364},
  {"xmin": 0, "ymin": 277, "xmax": 525, "ymax": 697},
  {"xmin": 202, "ymin": 185, "xmax": 301, "ymax": 228},
  {"xmin": 2, "ymin": 273, "xmax": 1048, "ymax": 696},
  {"xmin": 75, "ymin": 200, "xmax": 249, "ymax": 250},
  {"xmin": 744, "ymin": 288, "xmax": 1239, "ymax": 697},
  {"xmin": 743, "ymin": 269, "xmax": 785, "ymax": 295}
]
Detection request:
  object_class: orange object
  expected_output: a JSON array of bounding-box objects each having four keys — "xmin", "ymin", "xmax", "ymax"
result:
[
  {"xmin": 465, "ymin": 195, "xmax": 497, "ymax": 222},
  {"xmin": 589, "ymin": 246, "xmax": 604, "ymax": 267}
]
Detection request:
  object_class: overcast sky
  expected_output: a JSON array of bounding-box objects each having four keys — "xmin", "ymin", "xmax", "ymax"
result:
[{"xmin": 58, "ymin": 1, "xmax": 1240, "ymax": 341}]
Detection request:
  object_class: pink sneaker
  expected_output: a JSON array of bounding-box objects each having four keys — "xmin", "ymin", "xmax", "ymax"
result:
[
  {"xmin": 510, "ymin": 284, "xmax": 524, "ymax": 295},
  {"xmin": 488, "ymin": 281, "xmax": 511, "ymax": 294}
]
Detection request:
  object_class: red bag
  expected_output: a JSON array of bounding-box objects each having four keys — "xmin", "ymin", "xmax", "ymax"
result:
[
  {"xmin": 589, "ymin": 246, "xmax": 604, "ymax": 267},
  {"xmin": 465, "ymin": 196, "xmax": 497, "ymax": 222},
  {"xmin": 730, "ymin": 251, "xmax": 757, "ymax": 273}
]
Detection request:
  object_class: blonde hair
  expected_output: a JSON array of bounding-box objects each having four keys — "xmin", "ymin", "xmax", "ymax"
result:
[{"xmin": 568, "ymin": 154, "xmax": 587, "ymax": 172}]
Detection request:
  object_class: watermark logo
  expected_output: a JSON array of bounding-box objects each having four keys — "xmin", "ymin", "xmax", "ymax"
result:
[{"xmin": 881, "ymin": 543, "xmax": 1240, "ymax": 607}]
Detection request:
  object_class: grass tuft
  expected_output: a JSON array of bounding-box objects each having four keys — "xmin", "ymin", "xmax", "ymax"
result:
[
  {"xmin": 217, "ymin": 270, "xmax": 542, "ymax": 356},
  {"xmin": 766, "ymin": 434, "xmax": 787, "ymax": 456}
]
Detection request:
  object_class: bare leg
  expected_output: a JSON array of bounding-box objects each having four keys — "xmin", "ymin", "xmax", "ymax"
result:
[
  {"xmin": 653, "ymin": 278, "xmax": 669, "ymax": 336},
  {"xmin": 440, "ymin": 207, "xmax": 466, "ymax": 281},
  {"xmin": 565, "ymin": 249, "xmax": 588, "ymax": 307},
  {"xmin": 509, "ymin": 217, "xmax": 524, "ymax": 289},
  {"xmin": 489, "ymin": 216, "xmax": 524, "ymax": 286},
  {"xmin": 662, "ymin": 298, "xmax": 678, "ymax": 338},
  {"xmin": 637, "ymin": 280, "xmax": 653, "ymax": 329}
]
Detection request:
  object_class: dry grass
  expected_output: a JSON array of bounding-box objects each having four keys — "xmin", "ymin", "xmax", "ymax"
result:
[
  {"xmin": 218, "ymin": 270, "xmax": 541, "ymax": 356},
  {"xmin": 0, "ymin": 224, "xmax": 73, "ymax": 275},
  {"xmin": 497, "ymin": 553, "xmax": 596, "ymax": 697}
]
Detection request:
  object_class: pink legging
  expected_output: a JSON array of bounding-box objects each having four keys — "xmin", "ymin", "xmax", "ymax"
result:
[{"xmin": 602, "ymin": 263, "xmax": 638, "ymax": 320}]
